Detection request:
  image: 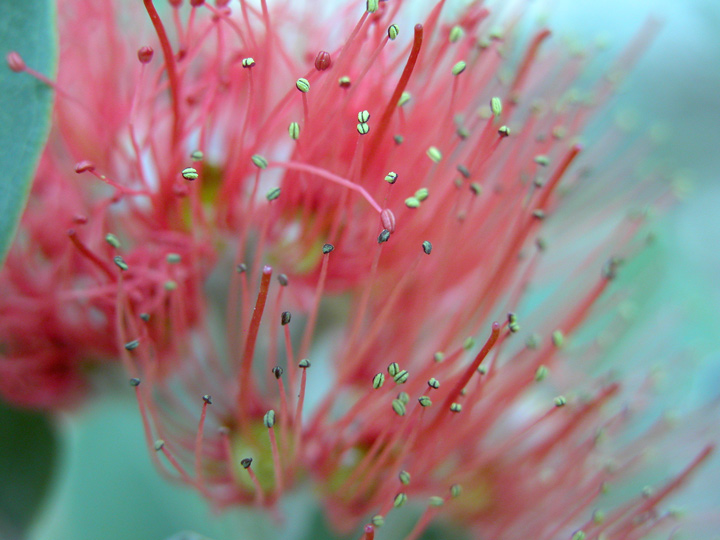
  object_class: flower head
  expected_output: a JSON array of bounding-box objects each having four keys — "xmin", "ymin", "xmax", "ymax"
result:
[{"xmin": 2, "ymin": 0, "xmax": 715, "ymax": 538}]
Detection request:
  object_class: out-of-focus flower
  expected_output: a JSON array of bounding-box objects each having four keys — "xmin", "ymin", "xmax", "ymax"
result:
[{"xmin": 2, "ymin": 0, "xmax": 715, "ymax": 538}]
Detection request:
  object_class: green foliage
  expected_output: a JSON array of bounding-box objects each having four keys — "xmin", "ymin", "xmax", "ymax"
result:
[{"xmin": 0, "ymin": 0, "xmax": 57, "ymax": 265}]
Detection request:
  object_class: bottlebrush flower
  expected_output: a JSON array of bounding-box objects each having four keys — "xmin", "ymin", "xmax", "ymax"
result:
[{"xmin": 2, "ymin": 0, "xmax": 715, "ymax": 538}]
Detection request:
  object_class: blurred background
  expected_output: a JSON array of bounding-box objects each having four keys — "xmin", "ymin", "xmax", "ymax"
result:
[{"xmin": 1, "ymin": 1, "xmax": 718, "ymax": 539}]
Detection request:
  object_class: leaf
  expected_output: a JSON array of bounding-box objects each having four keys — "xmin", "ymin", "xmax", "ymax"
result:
[
  {"xmin": 0, "ymin": 401, "xmax": 58, "ymax": 539},
  {"xmin": 0, "ymin": 0, "xmax": 57, "ymax": 266}
]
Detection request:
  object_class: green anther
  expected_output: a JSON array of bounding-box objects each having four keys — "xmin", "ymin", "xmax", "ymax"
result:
[
  {"xmin": 450, "ymin": 402, "xmax": 462, "ymax": 413},
  {"xmin": 357, "ymin": 122, "xmax": 370, "ymax": 135},
  {"xmin": 451, "ymin": 484, "xmax": 463, "ymax": 498},
  {"xmin": 154, "ymin": 439, "xmax": 165, "ymax": 451},
  {"xmin": 322, "ymin": 243, "xmax": 334, "ymax": 254},
  {"xmin": 105, "ymin": 233, "xmax": 121, "ymax": 248},
  {"xmin": 418, "ymin": 395, "xmax": 432, "ymax": 407},
  {"xmin": 463, "ymin": 336, "xmax": 475, "ymax": 350},
  {"xmin": 164, "ymin": 280, "xmax": 178, "ymax": 291},
  {"xmin": 428, "ymin": 378, "xmax": 440, "ymax": 389},
  {"xmin": 240, "ymin": 457, "xmax": 253, "ymax": 469},
  {"xmin": 490, "ymin": 96, "xmax": 502, "ymax": 117},
  {"xmin": 113, "ymin": 255, "xmax": 128, "ymax": 271},
  {"xmin": 281, "ymin": 311, "xmax": 291, "ymax": 325},
  {"xmin": 288, "ymin": 122, "xmax": 300, "ymax": 140},
  {"xmin": 264, "ymin": 409, "xmax": 276, "ymax": 428},
  {"xmin": 393, "ymin": 134, "xmax": 404, "ymax": 145},
  {"xmin": 124, "ymin": 339, "xmax": 139, "ymax": 351},
  {"xmin": 526, "ymin": 333, "xmax": 541, "ymax": 349},
  {"xmin": 534, "ymin": 155, "xmax": 550, "ymax": 167},
  {"xmin": 378, "ymin": 229, "xmax": 391, "ymax": 243},
  {"xmin": 470, "ymin": 182, "xmax": 482, "ymax": 195},
  {"xmin": 532, "ymin": 209, "xmax": 546, "ymax": 220},
  {"xmin": 534, "ymin": 176, "xmax": 545, "ymax": 188},
  {"xmin": 398, "ymin": 91, "xmax": 411, "ymax": 107},
  {"xmin": 457, "ymin": 164, "xmax": 470, "ymax": 178},
  {"xmin": 181, "ymin": 167, "xmax": 198, "ymax": 180},
  {"xmin": 592, "ymin": 510, "xmax": 605, "ymax": 524},
  {"xmin": 489, "ymin": 26, "xmax": 503, "ymax": 40},
  {"xmin": 393, "ymin": 493, "xmax": 407, "ymax": 508},
  {"xmin": 366, "ymin": 0, "xmax": 379, "ymax": 12},
  {"xmin": 405, "ymin": 197, "xmax": 420, "ymax": 209},
  {"xmin": 477, "ymin": 365, "xmax": 488, "ymax": 375},
  {"xmin": 139, "ymin": 313, "xmax": 150, "ymax": 322},
  {"xmin": 433, "ymin": 351, "xmax": 445, "ymax": 363},
  {"xmin": 372, "ymin": 372, "xmax": 386, "ymax": 389},
  {"xmin": 399, "ymin": 470, "xmax": 411, "ymax": 485},
  {"xmin": 295, "ymin": 78, "xmax": 310, "ymax": 93},
  {"xmin": 251, "ymin": 154, "xmax": 268, "ymax": 169},
  {"xmin": 552, "ymin": 126, "xmax": 567, "ymax": 140},
  {"xmin": 452, "ymin": 60, "xmax": 467, "ymax": 76},
  {"xmin": 388, "ymin": 24, "xmax": 399, "ymax": 40},
  {"xmin": 571, "ymin": 531, "xmax": 586, "ymax": 540},
  {"xmin": 509, "ymin": 322, "xmax": 520, "ymax": 333},
  {"xmin": 535, "ymin": 365, "xmax": 549, "ymax": 382},
  {"xmin": 428, "ymin": 496, "xmax": 444, "ymax": 507},
  {"xmin": 554, "ymin": 395, "xmax": 567, "ymax": 407},
  {"xmin": 166, "ymin": 253, "xmax": 181, "ymax": 264},
  {"xmin": 357, "ymin": 110, "xmax": 370, "ymax": 123},
  {"xmin": 129, "ymin": 378, "xmax": 141, "ymax": 387},
  {"xmin": 477, "ymin": 37, "xmax": 491, "ymax": 49},
  {"xmin": 371, "ymin": 515, "xmax": 384, "ymax": 528},
  {"xmin": 449, "ymin": 25, "xmax": 464, "ymax": 43},
  {"xmin": 266, "ymin": 187, "xmax": 281, "ymax": 201},
  {"xmin": 338, "ymin": 76, "xmax": 351, "ymax": 88},
  {"xmin": 241, "ymin": 57, "xmax": 255, "ymax": 68},
  {"xmin": 191, "ymin": 150, "xmax": 204, "ymax": 161},
  {"xmin": 456, "ymin": 126, "xmax": 469, "ymax": 139},
  {"xmin": 394, "ymin": 369, "xmax": 409, "ymax": 384},
  {"xmin": 422, "ymin": 241, "xmax": 432, "ymax": 255},
  {"xmin": 298, "ymin": 358, "xmax": 311, "ymax": 369},
  {"xmin": 427, "ymin": 146, "xmax": 442, "ymax": 162},
  {"xmin": 397, "ymin": 392, "xmax": 409, "ymax": 405},
  {"xmin": 498, "ymin": 125, "xmax": 511, "ymax": 137},
  {"xmin": 415, "ymin": 187, "xmax": 429, "ymax": 201},
  {"xmin": 552, "ymin": 330, "xmax": 564, "ymax": 348},
  {"xmin": 384, "ymin": 171, "xmax": 398, "ymax": 184},
  {"xmin": 391, "ymin": 398, "xmax": 406, "ymax": 416}
]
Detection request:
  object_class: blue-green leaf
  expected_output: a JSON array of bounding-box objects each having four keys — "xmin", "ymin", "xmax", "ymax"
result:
[{"xmin": 0, "ymin": 0, "xmax": 57, "ymax": 266}]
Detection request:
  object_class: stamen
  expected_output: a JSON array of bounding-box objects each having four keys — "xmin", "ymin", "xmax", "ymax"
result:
[{"xmin": 194, "ymin": 395, "xmax": 212, "ymax": 487}]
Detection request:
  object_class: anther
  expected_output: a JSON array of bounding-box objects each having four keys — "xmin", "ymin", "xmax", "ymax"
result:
[
  {"xmin": 498, "ymin": 125, "xmax": 511, "ymax": 137},
  {"xmin": 393, "ymin": 370, "xmax": 409, "ymax": 384},
  {"xmin": 373, "ymin": 373, "xmax": 386, "ymax": 389},
  {"xmin": 164, "ymin": 281, "xmax": 178, "ymax": 291},
  {"xmin": 314, "ymin": 51, "xmax": 332, "ymax": 71},
  {"xmin": 422, "ymin": 241, "xmax": 432, "ymax": 255},
  {"xmin": 288, "ymin": 122, "xmax": 300, "ymax": 140},
  {"xmin": 384, "ymin": 172, "xmax": 398, "ymax": 184},
  {"xmin": 264, "ymin": 409, "xmax": 276, "ymax": 428},
  {"xmin": 191, "ymin": 150, "xmax": 204, "ymax": 161},
  {"xmin": 387, "ymin": 362, "xmax": 400, "ymax": 377},
  {"xmin": 397, "ymin": 392, "xmax": 409, "ymax": 405},
  {"xmin": 125, "ymin": 340, "xmax": 140, "ymax": 351},
  {"xmin": 281, "ymin": 311, "xmax": 292, "ymax": 325},
  {"xmin": 463, "ymin": 337, "xmax": 475, "ymax": 350},
  {"xmin": 236, "ymin": 263, "xmax": 248, "ymax": 273},
  {"xmin": 428, "ymin": 378, "xmax": 440, "ymax": 389},
  {"xmin": 415, "ymin": 188, "xmax": 429, "ymax": 201},
  {"xmin": 552, "ymin": 330, "xmax": 564, "ymax": 348},
  {"xmin": 135, "ymin": 46, "xmax": 153, "ymax": 64},
  {"xmin": 429, "ymin": 496, "xmax": 444, "ymax": 507},
  {"xmin": 532, "ymin": 209, "xmax": 546, "ymax": 220},
  {"xmin": 602, "ymin": 257, "xmax": 620, "ymax": 280},
  {"xmin": 241, "ymin": 58, "xmax": 256, "ymax": 68},
  {"xmin": 449, "ymin": 26, "xmax": 464, "ymax": 43},
  {"xmin": 358, "ymin": 110, "xmax": 371, "ymax": 123},
  {"xmin": 6, "ymin": 51, "xmax": 26, "ymax": 72},
  {"xmin": 451, "ymin": 484, "xmax": 462, "ymax": 498},
  {"xmin": 393, "ymin": 493, "xmax": 407, "ymax": 507},
  {"xmin": 272, "ymin": 366, "xmax": 284, "ymax": 379},
  {"xmin": 371, "ymin": 515, "xmax": 384, "ymax": 528},
  {"xmin": 298, "ymin": 358, "xmax": 311, "ymax": 369},
  {"xmin": 166, "ymin": 253, "xmax": 181, "ymax": 264},
  {"xmin": 266, "ymin": 187, "xmax": 281, "ymax": 201},
  {"xmin": 357, "ymin": 123, "xmax": 370, "ymax": 135},
  {"xmin": 240, "ymin": 457, "xmax": 253, "ymax": 469},
  {"xmin": 535, "ymin": 365, "xmax": 549, "ymax": 382},
  {"xmin": 426, "ymin": 146, "xmax": 442, "ymax": 163},
  {"xmin": 457, "ymin": 164, "xmax": 470, "ymax": 178},
  {"xmin": 129, "ymin": 378, "xmax": 141, "ymax": 387},
  {"xmin": 398, "ymin": 91, "xmax": 411, "ymax": 107},
  {"xmin": 338, "ymin": 76, "xmax": 351, "ymax": 88},
  {"xmin": 182, "ymin": 167, "xmax": 198, "ymax": 180},
  {"xmin": 534, "ymin": 155, "xmax": 550, "ymax": 167},
  {"xmin": 490, "ymin": 96, "xmax": 502, "ymax": 117},
  {"xmin": 388, "ymin": 24, "xmax": 399, "ymax": 40},
  {"xmin": 105, "ymin": 233, "xmax": 121, "ymax": 248},
  {"xmin": 477, "ymin": 365, "xmax": 487, "ymax": 374},
  {"xmin": 450, "ymin": 403, "xmax": 462, "ymax": 413},
  {"xmin": 139, "ymin": 313, "xmax": 150, "ymax": 322},
  {"xmin": 418, "ymin": 396, "xmax": 432, "ymax": 407},
  {"xmin": 202, "ymin": 395, "xmax": 212, "ymax": 404},
  {"xmin": 452, "ymin": 61, "xmax": 467, "ymax": 76},
  {"xmin": 154, "ymin": 440, "xmax": 165, "ymax": 451},
  {"xmin": 366, "ymin": 0, "xmax": 379, "ymax": 13},
  {"xmin": 113, "ymin": 256, "xmax": 128, "ymax": 271},
  {"xmin": 251, "ymin": 155, "xmax": 268, "ymax": 169},
  {"xmin": 378, "ymin": 229, "xmax": 391, "ymax": 244},
  {"xmin": 393, "ymin": 135, "xmax": 404, "ymax": 145},
  {"xmin": 399, "ymin": 470, "xmax": 411, "ymax": 485},
  {"xmin": 322, "ymin": 243, "xmax": 334, "ymax": 254},
  {"xmin": 433, "ymin": 351, "xmax": 444, "ymax": 362},
  {"xmin": 391, "ymin": 399, "xmax": 406, "ymax": 416},
  {"xmin": 405, "ymin": 197, "xmax": 420, "ymax": 209},
  {"xmin": 554, "ymin": 396, "xmax": 567, "ymax": 407},
  {"xmin": 296, "ymin": 78, "xmax": 310, "ymax": 93},
  {"xmin": 74, "ymin": 161, "xmax": 95, "ymax": 173},
  {"xmin": 571, "ymin": 531, "xmax": 586, "ymax": 540}
]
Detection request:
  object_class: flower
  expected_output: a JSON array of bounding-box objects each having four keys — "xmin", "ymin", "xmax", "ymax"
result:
[{"xmin": 2, "ymin": 0, "xmax": 715, "ymax": 538}]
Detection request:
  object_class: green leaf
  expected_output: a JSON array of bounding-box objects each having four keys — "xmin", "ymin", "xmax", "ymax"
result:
[
  {"xmin": 0, "ymin": 401, "xmax": 58, "ymax": 538},
  {"xmin": 0, "ymin": 0, "xmax": 57, "ymax": 266}
]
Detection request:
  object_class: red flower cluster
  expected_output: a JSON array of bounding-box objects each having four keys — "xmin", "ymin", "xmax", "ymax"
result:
[{"xmin": 2, "ymin": 0, "xmax": 713, "ymax": 538}]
